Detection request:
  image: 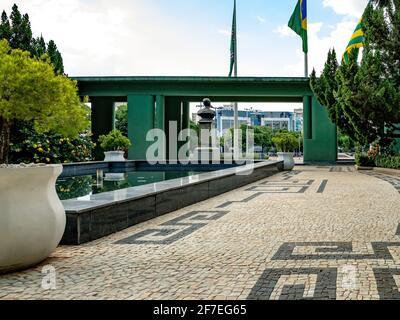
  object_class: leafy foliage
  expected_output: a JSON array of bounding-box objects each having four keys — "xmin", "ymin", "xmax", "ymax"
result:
[
  {"xmin": 355, "ymin": 152, "xmax": 376, "ymax": 167},
  {"xmin": 99, "ymin": 130, "xmax": 131, "ymax": 152},
  {"xmin": 0, "ymin": 4, "xmax": 82, "ymax": 164},
  {"xmin": 115, "ymin": 104, "xmax": 128, "ymax": 137},
  {"xmin": 375, "ymin": 154, "xmax": 400, "ymax": 169},
  {"xmin": 272, "ymin": 132, "xmax": 299, "ymax": 153},
  {"xmin": 338, "ymin": 132, "xmax": 356, "ymax": 153},
  {"xmin": 311, "ymin": 1, "xmax": 400, "ymax": 152},
  {"xmin": 0, "ymin": 39, "xmax": 89, "ymax": 163},
  {"xmin": 9, "ymin": 121, "xmax": 94, "ymax": 164}
]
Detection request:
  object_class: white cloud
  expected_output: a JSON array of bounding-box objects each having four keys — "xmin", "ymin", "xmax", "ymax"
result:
[
  {"xmin": 274, "ymin": 24, "xmax": 295, "ymax": 38},
  {"xmin": 323, "ymin": 0, "xmax": 370, "ymax": 17},
  {"xmin": 0, "ymin": 0, "xmax": 367, "ymax": 78},
  {"xmin": 256, "ymin": 16, "xmax": 266, "ymax": 23},
  {"xmin": 283, "ymin": 19, "xmax": 359, "ymax": 76},
  {"xmin": 2, "ymin": 0, "xmax": 238, "ymax": 76}
]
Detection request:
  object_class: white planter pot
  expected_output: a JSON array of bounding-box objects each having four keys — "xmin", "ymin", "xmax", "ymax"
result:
[
  {"xmin": 104, "ymin": 151, "xmax": 126, "ymax": 162},
  {"xmin": 0, "ymin": 165, "xmax": 66, "ymax": 274},
  {"xmin": 277, "ymin": 152, "xmax": 295, "ymax": 171}
]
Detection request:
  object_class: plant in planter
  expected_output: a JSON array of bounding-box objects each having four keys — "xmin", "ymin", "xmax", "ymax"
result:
[
  {"xmin": 0, "ymin": 40, "xmax": 89, "ymax": 273},
  {"xmin": 272, "ymin": 132, "xmax": 298, "ymax": 171},
  {"xmin": 99, "ymin": 130, "xmax": 131, "ymax": 162}
]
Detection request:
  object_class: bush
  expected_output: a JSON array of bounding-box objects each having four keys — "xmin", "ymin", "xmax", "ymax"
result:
[
  {"xmin": 272, "ymin": 132, "xmax": 298, "ymax": 153},
  {"xmin": 355, "ymin": 152, "xmax": 375, "ymax": 167},
  {"xmin": 375, "ymin": 155, "xmax": 400, "ymax": 169},
  {"xmin": 9, "ymin": 122, "xmax": 95, "ymax": 164},
  {"xmin": 99, "ymin": 130, "xmax": 131, "ymax": 152},
  {"xmin": 115, "ymin": 104, "xmax": 128, "ymax": 137}
]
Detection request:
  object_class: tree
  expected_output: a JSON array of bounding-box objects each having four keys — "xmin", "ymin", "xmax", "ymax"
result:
[
  {"xmin": 47, "ymin": 40, "xmax": 64, "ymax": 74},
  {"xmin": 0, "ymin": 5, "xmax": 64, "ymax": 74},
  {"xmin": 311, "ymin": 1, "xmax": 400, "ymax": 151},
  {"xmin": 115, "ymin": 104, "xmax": 128, "ymax": 136},
  {"xmin": 253, "ymin": 126, "xmax": 273, "ymax": 150},
  {"xmin": 0, "ymin": 11, "xmax": 11, "ymax": 41},
  {"xmin": 9, "ymin": 4, "xmax": 32, "ymax": 53},
  {"xmin": 32, "ymin": 34, "xmax": 46, "ymax": 57},
  {"xmin": 0, "ymin": 40, "xmax": 89, "ymax": 163}
]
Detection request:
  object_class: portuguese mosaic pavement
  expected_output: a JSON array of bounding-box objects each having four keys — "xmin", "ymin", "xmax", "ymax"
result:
[{"xmin": 1, "ymin": 166, "xmax": 400, "ymax": 300}]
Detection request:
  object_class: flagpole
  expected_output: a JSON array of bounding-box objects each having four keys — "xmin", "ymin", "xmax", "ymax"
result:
[
  {"xmin": 304, "ymin": 53, "xmax": 308, "ymax": 77},
  {"xmin": 233, "ymin": 0, "xmax": 239, "ymax": 160}
]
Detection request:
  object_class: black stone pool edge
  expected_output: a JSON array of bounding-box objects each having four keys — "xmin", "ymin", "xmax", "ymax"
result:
[{"xmin": 61, "ymin": 161, "xmax": 283, "ymax": 245}]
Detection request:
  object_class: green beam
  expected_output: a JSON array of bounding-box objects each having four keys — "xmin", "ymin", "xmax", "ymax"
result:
[
  {"xmin": 90, "ymin": 97, "xmax": 115, "ymax": 160},
  {"xmin": 128, "ymin": 95, "xmax": 155, "ymax": 160},
  {"xmin": 73, "ymin": 76, "xmax": 312, "ymax": 98}
]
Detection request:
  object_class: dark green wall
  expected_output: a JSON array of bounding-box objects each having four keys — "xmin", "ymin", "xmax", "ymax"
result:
[
  {"xmin": 304, "ymin": 97, "xmax": 337, "ymax": 163},
  {"xmin": 91, "ymin": 97, "xmax": 115, "ymax": 160}
]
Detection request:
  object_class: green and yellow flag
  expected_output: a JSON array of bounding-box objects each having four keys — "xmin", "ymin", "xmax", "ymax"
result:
[
  {"xmin": 342, "ymin": 18, "xmax": 365, "ymax": 64},
  {"xmin": 288, "ymin": 0, "xmax": 308, "ymax": 54}
]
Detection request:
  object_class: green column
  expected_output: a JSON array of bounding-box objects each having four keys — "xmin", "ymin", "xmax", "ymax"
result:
[
  {"xmin": 91, "ymin": 97, "xmax": 115, "ymax": 160},
  {"xmin": 155, "ymin": 95, "xmax": 165, "ymax": 130},
  {"xmin": 303, "ymin": 96, "xmax": 312, "ymax": 140},
  {"xmin": 165, "ymin": 97, "xmax": 183, "ymax": 161},
  {"xmin": 128, "ymin": 95, "xmax": 155, "ymax": 160},
  {"xmin": 182, "ymin": 101, "xmax": 190, "ymax": 131},
  {"xmin": 304, "ymin": 96, "xmax": 337, "ymax": 163}
]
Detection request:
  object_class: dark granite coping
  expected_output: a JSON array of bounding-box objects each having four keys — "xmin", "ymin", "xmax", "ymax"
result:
[{"xmin": 62, "ymin": 161, "xmax": 282, "ymax": 214}]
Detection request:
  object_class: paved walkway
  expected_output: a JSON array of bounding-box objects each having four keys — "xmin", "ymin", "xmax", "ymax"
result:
[{"xmin": 1, "ymin": 166, "xmax": 400, "ymax": 300}]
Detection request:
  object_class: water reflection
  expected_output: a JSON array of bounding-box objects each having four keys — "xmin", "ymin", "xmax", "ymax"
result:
[{"xmin": 56, "ymin": 170, "xmax": 202, "ymax": 200}]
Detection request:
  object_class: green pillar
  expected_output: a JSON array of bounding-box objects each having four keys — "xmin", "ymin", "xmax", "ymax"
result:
[
  {"xmin": 165, "ymin": 97, "xmax": 183, "ymax": 160},
  {"xmin": 182, "ymin": 101, "xmax": 190, "ymax": 131},
  {"xmin": 128, "ymin": 95, "xmax": 155, "ymax": 160},
  {"xmin": 303, "ymin": 96, "xmax": 312, "ymax": 140},
  {"xmin": 91, "ymin": 97, "xmax": 115, "ymax": 160},
  {"xmin": 303, "ymin": 96, "xmax": 337, "ymax": 163},
  {"xmin": 155, "ymin": 95, "xmax": 165, "ymax": 130}
]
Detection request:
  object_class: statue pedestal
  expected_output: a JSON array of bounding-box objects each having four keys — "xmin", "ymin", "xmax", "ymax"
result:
[
  {"xmin": 193, "ymin": 147, "xmax": 221, "ymax": 162},
  {"xmin": 192, "ymin": 98, "xmax": 220, "ymax": 163}
]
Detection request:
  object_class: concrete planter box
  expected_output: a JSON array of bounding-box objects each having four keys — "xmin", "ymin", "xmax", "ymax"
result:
[
  {"xmin": 0, "ymin": 165, "xmax": 66, "ymax": 274},
  {"xmin": 104, "ymin": 151, "xmax": 126, "ymax": 162},
  {"xmin": 61, "ymin": 161, "xmax": 284, "ymax": 245},
  {"xmin": 278, "ymin": 152, "xmax": 295, "ymax": 171}
]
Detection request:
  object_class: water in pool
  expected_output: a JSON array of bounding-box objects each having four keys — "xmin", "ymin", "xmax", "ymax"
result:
[{"xmin": 56, "ymin": 170, "xmax": 202, "ymax": 200}]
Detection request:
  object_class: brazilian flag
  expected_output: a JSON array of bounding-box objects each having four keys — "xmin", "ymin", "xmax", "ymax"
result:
[
  {"xmin": 342, "ymin": 18, "xmax": 365, "ymax": 64},
  {"xmin": 288, "ymin": 0, "xmax": 308, "ymax": 54}
]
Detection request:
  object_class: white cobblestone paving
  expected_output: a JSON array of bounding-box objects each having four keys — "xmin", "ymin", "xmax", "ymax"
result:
[{"xmin": 1, "ymin": 166, "xmax": 400, "ymax": 300}]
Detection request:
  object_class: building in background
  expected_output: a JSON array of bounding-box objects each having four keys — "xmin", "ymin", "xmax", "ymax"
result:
[
  {"xmin": 213, "ymin": 105, "xmax": 302, "ymax": 137},
  {"xmin": 293, "ymin": 108, "xmax": 304, "ymax": 133}
]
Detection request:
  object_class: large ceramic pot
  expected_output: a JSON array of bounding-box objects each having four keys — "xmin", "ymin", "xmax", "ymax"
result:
[
  {"xmin": 0, "ymin": 165, "xmax": 66, "ymax": 274},
  {"xmin": 104, "ymin": 151, "xmax": 126, "ymax": 162},
  {"xmin": 277, "ymin": 152, "xmax": 295, "ymax": 171}
]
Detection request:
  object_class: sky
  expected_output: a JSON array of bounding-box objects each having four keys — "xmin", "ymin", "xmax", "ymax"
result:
[{"xmin": 2, "ymin": 0, "xmax": 370, "ymax": 111}]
